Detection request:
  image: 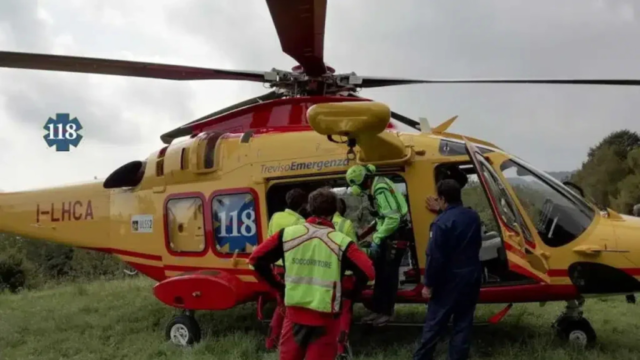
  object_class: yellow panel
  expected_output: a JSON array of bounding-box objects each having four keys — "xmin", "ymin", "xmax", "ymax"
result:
[{"xmin": 307, "ymin": 101, "xmax": 391, "ymax": 136}]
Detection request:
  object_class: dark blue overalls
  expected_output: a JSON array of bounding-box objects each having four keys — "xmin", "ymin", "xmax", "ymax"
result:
[{"xmin": 413, "ymin": 203, "xmax": 483, "ymax": 360}]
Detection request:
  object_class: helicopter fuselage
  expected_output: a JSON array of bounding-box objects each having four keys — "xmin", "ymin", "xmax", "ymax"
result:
[{"xmin": 1, "ymin": 97, "xmax": 640, "ymax": 314}]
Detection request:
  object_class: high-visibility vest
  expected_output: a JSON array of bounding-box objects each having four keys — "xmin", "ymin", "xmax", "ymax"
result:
[
  {"xmin": 282, "ymin": 223, "xmax": 352, "ymax": 314},
  {"xmin": 332, "ymin": 212, "xmax": 358, "ymax": 277},
  {"xmin": 332, "ymin": 212, "xmax": 357, "ymax": 242},
  {"xmin": 268, "ymin": 209, "xmax": 306, "ymax": 266}
]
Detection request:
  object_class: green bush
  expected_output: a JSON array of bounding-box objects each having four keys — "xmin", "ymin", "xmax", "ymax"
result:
[{"xmin": 0, "ymin": 251, "xmax": 34, "ymax": 293}]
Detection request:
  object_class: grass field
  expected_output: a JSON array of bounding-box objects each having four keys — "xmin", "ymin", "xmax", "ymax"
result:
[{"xmin": 1, "ymin": 277, "xmax": 640, "ymax": 360}]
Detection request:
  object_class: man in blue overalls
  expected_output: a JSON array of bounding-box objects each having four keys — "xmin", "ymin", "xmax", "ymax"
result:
[{"xmin": 413, "ymin": 179, "xmax": 483, "ymax": 360}]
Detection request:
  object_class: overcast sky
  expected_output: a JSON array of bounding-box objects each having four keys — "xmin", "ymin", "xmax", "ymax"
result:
[{"xmin": 1, "ymin": 0, "xmax": 639, "ymax": 192}]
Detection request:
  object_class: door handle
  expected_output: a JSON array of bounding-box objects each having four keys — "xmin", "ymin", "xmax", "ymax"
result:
[{"xmin": 573, "ymin": 245, "xmax": 629, "ymax": 255}]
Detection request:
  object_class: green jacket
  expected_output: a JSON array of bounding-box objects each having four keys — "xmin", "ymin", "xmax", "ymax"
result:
[{"xmin": 370, "ymin": 177, "xmax": 408, "ymax": 245}]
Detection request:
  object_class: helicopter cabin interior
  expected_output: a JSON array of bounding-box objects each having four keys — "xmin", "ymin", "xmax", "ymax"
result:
[
  {"xmin": 263, "ymin": 157, "xmax": 539, "ymax": 292},
  {"xmin": 265, "ymin": 169, "xmax": 422, "ymax": 289}
]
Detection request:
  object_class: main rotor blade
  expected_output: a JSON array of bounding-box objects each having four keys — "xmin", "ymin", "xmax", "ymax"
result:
[
  {"xmin": 160, "ymin": 91, "xmax": 284, "ymax": 144},
  {"xmin": 0, "ymin": 51, "xmax": 267, "ymax": 82},
  {"xmin": 266, "ymin": 0, "xmax": 327, "ymax": 77},
  {"xmin": 359, "ymin": 76, "xmax": 640, "ymax": 88}
]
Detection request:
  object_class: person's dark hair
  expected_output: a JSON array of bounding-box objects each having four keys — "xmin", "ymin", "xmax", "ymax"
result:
[
  {"xmin": 298, "ymin": 204, "xmax": 311, "ymax": 219},
  {"xmin": 436, "ymin": 165, "xmax": 467, "ymax": 189},
  {"xmin": 437, "ymin": 179, "xmax": 462, "ymax": 204},
  {"xmin": 337, "ymin": 197, "xmax": 347, "ymax": 216},
  {"xmin": 286, "ymin": 188, "xmax": 307, "ymax": 212},
  {"xmin": 308, "ymin": 188, "xmax": 338, "ymax": 218}
]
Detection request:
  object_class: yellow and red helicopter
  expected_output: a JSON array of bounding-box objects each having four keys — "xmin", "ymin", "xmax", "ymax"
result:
[{"xmin": 2, "ymin": 0, "xmax": 640, "ymax": 355}]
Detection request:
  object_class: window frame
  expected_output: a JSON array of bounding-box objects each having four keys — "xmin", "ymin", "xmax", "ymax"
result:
[
  {"xmin": 476, "ymin": 157, "xmax": 535, "ymax": 246},
  {"xmin": 507, "ymin": 157, "xmax": 597, "ymax": 219},
  {"xmin": 163, "ymin": 192, "xmax": 210, "ymax": 257},
  {"xmin": 209, "ymin": 187, "xmax": 263, "ymax": 259},
  {"xmin": 498, "ymin": 158, "xmax": 596, "ymax": 248},
  {"xmin": 434, "ymin": 159, "xmax": 535, "ymax": 246}
]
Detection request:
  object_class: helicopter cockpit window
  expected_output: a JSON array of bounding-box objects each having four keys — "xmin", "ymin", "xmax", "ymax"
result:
[
  {"xmin": 212, "ymin": 192, "xmax": 259, "ymax": 254},
  {"xmin": 165, "ymin": 197, "xmax": 206, "ymax": 253},
  {"xmin": 499, "ymin": 159, "xmax": 594, "ymax": 248}
]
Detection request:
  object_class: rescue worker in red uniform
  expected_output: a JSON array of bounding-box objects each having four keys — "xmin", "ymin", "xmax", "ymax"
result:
[{"xmin": 249, "ymin": 188, "xmax": 374, "ymax": 360}]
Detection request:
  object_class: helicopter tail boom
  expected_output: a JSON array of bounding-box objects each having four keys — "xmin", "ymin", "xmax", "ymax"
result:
[{"xmin": 0, "ymin": 182, "xmax": 111, "ymax": 249}]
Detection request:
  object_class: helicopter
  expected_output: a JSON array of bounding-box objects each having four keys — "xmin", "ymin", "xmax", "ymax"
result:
[{"xmin": 2, "ymin": 0, "xmax": 640, "ymax": 357}]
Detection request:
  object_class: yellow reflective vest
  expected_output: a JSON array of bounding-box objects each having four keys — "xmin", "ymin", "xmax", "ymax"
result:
[
  {"xmin": 332, "ymin": 212, "xmax": 357, "ymax": 242},
  {"xmin": 282, "ymin": 223, "xmax": 353, "ymax": 313},
  {"xmin": 268, "ymin": 209, "xmax": 305, "ymax": 266}
]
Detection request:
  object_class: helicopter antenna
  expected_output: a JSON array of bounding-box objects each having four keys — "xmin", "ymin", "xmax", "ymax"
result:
[{"xmin": 418, "ymin": 117, "xmax": 432, "ymax": 134}]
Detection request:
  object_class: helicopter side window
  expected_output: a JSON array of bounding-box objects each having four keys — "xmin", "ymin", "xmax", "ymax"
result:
[
  {"xmin": 499, "ymin": 159, "xmax": 594, "ymax": 248},
  {"xmin": 212, "ymin": 191, "xmax": 259, "ymax": 254},
  {"xmin": 165, "ymin": 197, "xmax": 206, "ymax": 253}
]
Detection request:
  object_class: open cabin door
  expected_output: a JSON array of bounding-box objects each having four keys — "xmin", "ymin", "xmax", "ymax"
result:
[{"xmin": 464, "ymin": 139, "xmax": 551, "ymax": 284}]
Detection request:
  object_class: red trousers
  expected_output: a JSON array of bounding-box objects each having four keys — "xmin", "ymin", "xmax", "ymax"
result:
[
  {"xmin": 268, "ymin": 271, "xmax": 356, "ymax": 356},
  {"xmin": 266, "ymin": 267, "xmax": 287, "ymax": 350},
  {"xmin": 337, "ymin": 298, "xmax": 353, "ymax": 356},
  {"xmin": 279, "ymin": 313, "xmax": 341, "ymax": 360}
]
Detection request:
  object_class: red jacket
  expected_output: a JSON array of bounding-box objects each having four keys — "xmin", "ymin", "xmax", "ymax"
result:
[{"xmin": 249, "ymin": 216, "xmax": 374, "ymax": 326}]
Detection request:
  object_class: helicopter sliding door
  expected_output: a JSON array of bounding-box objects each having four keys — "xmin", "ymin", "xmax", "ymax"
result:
[{"xmin": 464, "ymin": 139, "xmax": 551, "ymax": 284}]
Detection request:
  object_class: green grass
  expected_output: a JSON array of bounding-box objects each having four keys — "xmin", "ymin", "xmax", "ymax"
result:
[{"xmin": 1, "ymin": 278, "xmax": 640, "ymax": 360}]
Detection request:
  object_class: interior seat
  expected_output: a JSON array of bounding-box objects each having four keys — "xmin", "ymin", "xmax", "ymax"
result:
[{"xmin": 479, "ymin": 231, "xmax": 502, "ymax": 261}]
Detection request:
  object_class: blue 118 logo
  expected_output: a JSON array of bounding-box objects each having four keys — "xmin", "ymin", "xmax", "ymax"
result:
[{"xmin": 43, "ymin": 113, "xmax": 84, "ymax": 152}]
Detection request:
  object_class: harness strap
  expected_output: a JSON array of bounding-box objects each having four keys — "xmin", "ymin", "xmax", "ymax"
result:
[{"xmin": 282, "ymin": 224, "xmax": 344, "ymax": 259}]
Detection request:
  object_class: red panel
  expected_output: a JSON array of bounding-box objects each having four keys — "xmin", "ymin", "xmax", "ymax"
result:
[
  {"xmin": 194, "ymin": 96, "xmax": 369, "ymax": 135},
  {"xmin": 208, "ymin": 187, "xmax": 264, "ymax": 259},
  {"xmin": 153, "ymin": 270, "xmax": 243, "ymax": 310},
  {"xmin": 163, "ymin": 192, "xmax": 212, "ymax": 257}
]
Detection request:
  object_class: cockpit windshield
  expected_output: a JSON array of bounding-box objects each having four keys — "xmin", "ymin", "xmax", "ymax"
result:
[
  {"xmin": 499, "ymin": 157, "xmax": 595, "ymax": 248},
  {"xmin": 510, "ymin": 156, "xmax": 596, "ymax": 215}
]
